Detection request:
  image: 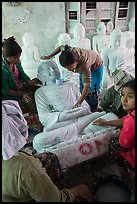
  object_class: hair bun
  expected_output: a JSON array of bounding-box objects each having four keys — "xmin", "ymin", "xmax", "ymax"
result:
[{"xmin": 64, "ymin": 45, "xmax": 71, "ymax": 50}]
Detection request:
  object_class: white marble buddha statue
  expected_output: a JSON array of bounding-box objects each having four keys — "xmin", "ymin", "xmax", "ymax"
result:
[
  {"xmin": 54, "ymin": 33, "xmax": 73, "ymax": 81},
  {"xmin": 21, "ymin": 32, "xmax": 41, "ymax": 79},
  {"xmin": 92, "ymin": 22, "xmax": 109, "ymax": 54},
  {"xmin": 33, "ymin": 60, "xmax": 117, "ymax": 153},
  {"xmin": 70, "ymin": 23, "xmax": 91, "ymax": 49},
  {"xmin": 123, "ymin": 17, "xmax": 135, "ymax": 49},
  {"xmin": 128, "ymin": 17, "xmax": 135, "ymax": 47},
  {"xmin": 106, "ymin": 21, "xmax": 114, "ymax": 35},
  {"xmin": 120, "ymin": 32, "xmax": 135, "ymax": 78},
  {"xmin": 101, "ymin": 28, "xmax": 125, "ymax": 89},
  {"xmin": 70, "ymin": 23, "xmax": 91, "ymax": 86},
  {"xmin": 121, "ymin": 32, "xmax": 135, "ymax": 62}
]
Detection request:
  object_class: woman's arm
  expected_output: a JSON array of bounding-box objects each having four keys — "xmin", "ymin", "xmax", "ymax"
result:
[
  {"xmin": 41, "ymin": 45, "xmax": 62, "ymax": 60},
  {"xmin": 92, "ymin": 118, "xmax": 123, "ymax": 129},
  {"xmin": 73, "ymin": 85, "xmax": 90, "ymax": 108},
  {"xmin": 6, "ymin": 89, "xmax": 25, "ymax": 98}
]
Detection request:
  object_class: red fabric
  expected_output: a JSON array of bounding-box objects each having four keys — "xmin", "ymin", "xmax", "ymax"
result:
[{"xmin": 119, "ymin": 110, "xmax": 135, "ymax": 167}]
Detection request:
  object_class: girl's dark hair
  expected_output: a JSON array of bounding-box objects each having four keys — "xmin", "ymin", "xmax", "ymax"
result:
[
  {"xmin": 123, "ymin": 79, "xmax": 135, "ymax": 93},
  {"xmin": 2, "ymin": 36, "xmax": 22, "ymax": 57},
  {"xmin": 59, "ymin": 45, "xmax": 77, "ymax": 67}
]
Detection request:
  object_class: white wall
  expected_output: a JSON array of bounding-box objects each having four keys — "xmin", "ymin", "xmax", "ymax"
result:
[{"xmin": 2, "ymin": 2, "xmax": 66, "ymax": 56}]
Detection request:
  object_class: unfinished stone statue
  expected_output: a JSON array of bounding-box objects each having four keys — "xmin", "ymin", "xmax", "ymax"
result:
[
  {"xmin": 55, "ymin": 33, "xmax": 73, "ymax": 81},
  {"xmin": 120, "ymin": 32, "xmax": 135, "ymax": 78},
  {"xmin": 121, "ymin": 32, "xmax": 135, "ymax": 62},
  {"xmin": 33, "ymin": 60, "xmax": 118, "ymax": 158},
  {"xmin": 70, "ymin": 23, "xmax": 91, "ymax": 49},
  {"xmin": 21, "ymin": 32, "xmax": 41, "ymax": 79},
  {"xmin": 101, "ymin": 28, "xmax": 125, "ymax": 89},
  {"xmin": 92, "ymin": 22, "xmax": 109, "ymax": 54},
  {"xmin": 70, "ymin": 23, "xmax": 91, "ymax": 86},
  {"xmin": 106, "ymin": 21, "xmax": 114, "ymax": 34},
  {"xmin": 123, "ymin": 17, "xmax": 135, "ymax": 49}
]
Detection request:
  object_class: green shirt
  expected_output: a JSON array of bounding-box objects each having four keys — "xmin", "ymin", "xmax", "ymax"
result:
[
  {"xmin": 2, "ymin": 151, "xmax": 74, "ymax": 202},
  {"xmin": 2, "ymin": 60, "xmax": 30, "ymax": 100},
  {"xmin": 99, "ymin": 86, "xmax": 127, "ymax": 118}
]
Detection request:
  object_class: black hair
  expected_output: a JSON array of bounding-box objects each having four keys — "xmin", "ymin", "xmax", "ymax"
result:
[
  {"xmin": 59, "ymin": 45, "xmax": 77, "ymax": 67},
  {"xmin": 2, "ymin": 36, "xmax": 22, "ymax": 57},
  {"xmin": 122, "ymin": 79, "xmax": 135, "ymax": 93}
]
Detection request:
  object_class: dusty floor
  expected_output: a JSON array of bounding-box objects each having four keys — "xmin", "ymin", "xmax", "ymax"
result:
[
  {"xmin": 62, "ymin": 152, "xmax": 135, "ymax": 201},
  {"xmin": 26, "ymin": 132, "xmax": 135, "ymax": 202}
]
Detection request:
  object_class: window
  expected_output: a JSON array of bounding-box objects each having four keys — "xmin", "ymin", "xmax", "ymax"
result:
[
  {"xmin": 118, "ymin": 2, "xmax": 128, "ymax": 18},
  {"xmin": 119, "ymin": 2, "xmax": 128, "ymax": 8},
  {"xmin": 80, "ymin": 2, "xmax": 133, "ymax": 33},
  {"xmin": 86, "ymin": 2, "xmax": 96, "ymax": 9},
  {"xmin": 118, "ymin": 10, "xmax": 128, "ymax": 18},
  {"xmin": 86, "ymin": 2, "xmax": 96, "ymax": 15},
  {"xmin": 69, "ymin": 11, "xmax": 77, "ymax": 20}
]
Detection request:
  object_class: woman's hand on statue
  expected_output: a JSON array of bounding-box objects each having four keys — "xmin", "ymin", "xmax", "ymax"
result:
[
  {"xmin": 73, "ymin": 103, "xmax": 81, "ymax": 109},
  {"xmin": 92, "ymin": 118, "xmax": 107, "ymax": 126},
  {"xmin": 31, "ymin": 78, "xmax": 42, "ymax": 85},
  {"xmin": 41, "ymin": 55, "xmax": 51, "ymax": 60},
  {"xmin": 27, "ymin": 78, "xmax": 42, "ymax": 86}
]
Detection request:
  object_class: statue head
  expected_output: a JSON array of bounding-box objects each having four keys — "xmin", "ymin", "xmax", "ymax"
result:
[
  {"xmin": 129, "ymin": 17, "xmax": 135, "ymax": 32},
  {"xmin": 73, "ymin": 23, "xmax": 85, "ymax": 39},
  {"xmin": 37, "ymin": 60, "xmax": 61, "ymax": 85},
  {"xmin": 109, "ymin": 28, "xmax": 122, "ymax": 49},
  {"xmin": 97, "ymin": 22, "xmax": 106, "ymax": 35},
  {"xmin": 106, "ymin": 21, "xmax": 114, "ymax": 33},
  {"xmin": 22, "ymin": 32, "xmax": 34, "ymax": 46},
  {"xmin": 58, "ymin": 33, "xmax": 71, "ymax": 46}
]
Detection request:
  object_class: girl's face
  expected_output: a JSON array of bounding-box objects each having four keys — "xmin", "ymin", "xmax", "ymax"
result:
[
  {"xmin": 121, "ymin": 87, "xmax": 135, "ymax": 112},
  {"xmin": 64, "ymin": 60, "xmax": 78, "ymax": 72},
  {"xmin": 7, "ymin": 53, "xmax": 21, "ymax": 64}
]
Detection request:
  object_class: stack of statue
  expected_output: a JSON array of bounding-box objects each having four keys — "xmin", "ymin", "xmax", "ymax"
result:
[
  {"xmin": 101, "ymin": 28, "xmax": 125, "ymax": 90},
  {"xmin": 54, "ymin": 33, "xmax": 73, "ymax": 81},
  {"xmin": 21, "ymin": 32, "xmax": 42, "ymax": 79},
  {"xmin": 92, "ymin": 22, "xmax": 109, "ymax": 55},
  {"xmin": 33, "ymin": 60, "xmax": 117, "ymax": 154}
]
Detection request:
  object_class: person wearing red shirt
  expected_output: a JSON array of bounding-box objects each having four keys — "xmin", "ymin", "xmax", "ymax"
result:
[{"xmin": 92, "ymin": 79, "xmax": 135, "ymax": 190}]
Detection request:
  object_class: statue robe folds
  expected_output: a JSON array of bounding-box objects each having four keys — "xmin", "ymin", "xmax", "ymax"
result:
[
  {"xmin": 34, "ymin": 82, "xmax": 118, "ymax": 169},
  {"xmin": 33, "ymin": 60, "xmax": 118, "ymax": 169}
]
